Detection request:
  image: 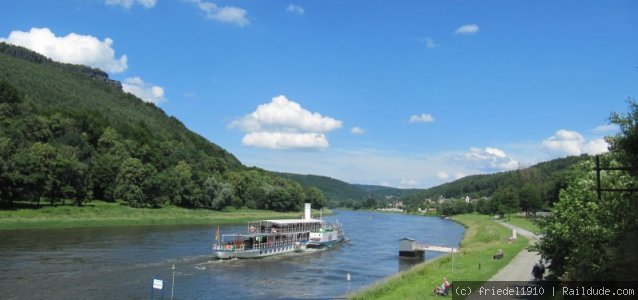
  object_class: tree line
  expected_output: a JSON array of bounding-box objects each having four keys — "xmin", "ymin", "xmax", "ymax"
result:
[{"xmin": 0, "ymin": 79, "xmax": 325, "ymax": 211}]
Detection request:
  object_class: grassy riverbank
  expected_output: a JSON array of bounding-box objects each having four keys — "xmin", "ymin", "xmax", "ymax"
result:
[
  {"xmin": 505, "ymin": 215, "xmax": 541, "ymax": 234},
  {"xmin": 0, "ymin": 201, "xmax": 328, "ymax": 230},
  {"xmin": 349, "ymin": 214, "xmax": 528, "ymax": 299}
]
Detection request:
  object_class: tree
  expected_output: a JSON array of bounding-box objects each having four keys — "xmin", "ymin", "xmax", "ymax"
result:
[
  {"xmin": 518, "ymin": 183, "xmax": 543, "ymax": 215},
  {"xmin": 0, "ymin": 80, "xmax": 22, "ymax": 104},
  {"xmin": 534, "ymin": 157, "xmax": 636, "ymax": 280},
  {"xmin": 490, "ymin": 185, "xmax": 519, "ymax": 218},
  {"xmin": 535, "ymin": 100, "xmax": 638, "ymax": 280},
  {"xmin": 304, "ymin": 187, "xmax": 326, "ymax": 209},
  {"xmin": 203, "ymin": 176, "xmax": 233, "ymax": 210},
  {"xmin": 168, "ymin": 161, "xmax": 198, "ymax": 207},
  {"xmin": 113, "ymin": 158, "xmax": 157, "ymax": 207},
  {"xmin": 11, "ymin": 142, "xmax": 58, "ymax": 205},
  {"xmin": 609, "ymin": 99, "xmax": 638, "ymax": 172}
]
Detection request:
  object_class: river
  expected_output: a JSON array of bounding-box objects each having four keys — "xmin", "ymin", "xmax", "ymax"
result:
[{"xmin": 0, "ymin": 210, "xmax": 464, "ymax": 299}]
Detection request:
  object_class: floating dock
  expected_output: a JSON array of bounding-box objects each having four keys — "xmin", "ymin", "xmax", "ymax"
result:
[{"xmin": 399, "ymin": 237, "xmax": 458, "ymax": 258}]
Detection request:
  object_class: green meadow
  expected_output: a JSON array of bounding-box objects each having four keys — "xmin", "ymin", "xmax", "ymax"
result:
[
  {"xmin": 349, "ymin": 214, "xmax": 528, "ymax": 299},
  {"xmin": 0, "ymin": 201, "xmax": 323, "ymax": 230}
]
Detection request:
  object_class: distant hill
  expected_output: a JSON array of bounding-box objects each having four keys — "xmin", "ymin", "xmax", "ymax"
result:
[
  {"xmin": 401, "ymin": 155, "xmax": 590, "ymax": 209},
  {"xmin": 0, "ymin": 43, "xmax": 241, "ymax": 168},
  {"xmin": 278, "ymin": 155, "xmax": 589, "ymax": 209},
  {"xmin": 0, "ymin": 43, "xmax": 322, "ymax": 212},
  {"xmin": 353, "ymin": 184, "xmax": 421, "ymax": 198},
  {"xmin": 275, "ymin": 172, "xmax": 368, "ymax": 203}
]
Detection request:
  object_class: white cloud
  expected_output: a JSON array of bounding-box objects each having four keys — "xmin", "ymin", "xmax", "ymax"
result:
[
  {"xmin": 122, "ymin": 77, "xmax": 166, "ymax": 104},
  {"xmin": 422, "ymin": 37, "xmax": 437, "ymax": 48},
  {"xmin": 286, "ymin": 4, "xmax": 305, "ymax": 15},
  {"xmin": 542, "ymin": 130, "xmax": 584, "ymax": 156},
  {"xmin": 105, "ymin": 0, "xmax": 156, "ymax": 9},
  {"xmin": 351, "ymin": 127, "xmax": 365, "ymax": 135},
  {"xmin": 187, "ymin": 0, "xmax": 249, "ymax": 27},
  {"xmin": 230, "ymin": 95, "xmax": 342, "ymax": 149},
  {"xmin": 242, "ymin": 132, "xmax": 328, "ymax": 149},
  {"xmin": 541, "ymin": 129, "xmax": 609, "ymax": 156},
  {"xmin": 409, "ymin": 113, "xmax": 434, "ymax": 123},
  {"xmin": 455, "ymin": 24, "xmax": 480, "ymax": 35},
  {"xmin": 437, "ymin": 171, "xmax": 449, "ymax": 180},
  {"xmin": 592, "ymin": 124, "xmax": 619, "ymax": 133},
  {"xmin": 1, "ymin": 27, "xmax": 128, "ymax": 73},
  {"xmin": 463, "ymin": 147, "xmax": 519, "ymax": 171},
  {"xmin": 583, "ymin": 139, "xmax": 609, "ymax": 155},
  {"xmin": 485, "ymin": 147, "xmax": 506, "ymax": 158},
  {"xmin": 454, "ymin": 172, "xmax": 466, "ymax": 180}
]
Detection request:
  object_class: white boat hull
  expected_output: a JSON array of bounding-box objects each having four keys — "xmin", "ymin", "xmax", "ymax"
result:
[{"xmin": 213, "ymin": 244, "xmax": 305, "ymax": 259}]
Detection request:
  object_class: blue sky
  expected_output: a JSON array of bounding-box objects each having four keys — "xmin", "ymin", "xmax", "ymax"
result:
[{"xmin": 2, "ymin": 0, "xmax": 637, "ymax": 188}]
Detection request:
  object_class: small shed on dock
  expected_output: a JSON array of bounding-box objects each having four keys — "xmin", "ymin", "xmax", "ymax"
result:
[
  {"xmin": 399, "ymin": 237, "xmax": 415, "ymax": 252},
  {"xmin": 399, "ymin": 237, "xmax": 423, "ymax": 258}
]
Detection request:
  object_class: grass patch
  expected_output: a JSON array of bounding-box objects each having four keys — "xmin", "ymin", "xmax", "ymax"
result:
[
  {"xmin": 348, "ymin": 214, "xmax": 528, "ymax": 300},
  {"xmin": 505, "ymin": 215, "xmax": 541, "ymax": 234},
  {"xmin": 0, "ymin": 200, "xmax": 330, "ymax": 230}
]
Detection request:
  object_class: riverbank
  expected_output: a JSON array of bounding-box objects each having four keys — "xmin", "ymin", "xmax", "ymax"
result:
[
  {"xmin": 348, "ymin": 214, "xmax": 529, "ymax": 299},
  {"xmin": 0, "ymin": 201, "xmax": 330, "ymax": 230}
]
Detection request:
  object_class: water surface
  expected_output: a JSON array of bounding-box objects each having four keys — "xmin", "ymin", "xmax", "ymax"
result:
[{"xmin": 0, "ymin": 210, "xmax": 464, "ymax": 299}]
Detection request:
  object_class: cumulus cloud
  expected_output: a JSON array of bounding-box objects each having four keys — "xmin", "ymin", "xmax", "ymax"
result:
[
  {"xmin": 409, "ymin": 113, "xmax": 434, "ymax": 123},
  {"xmin": 122, "ymin": 77, "xmax": 166, "ymax": 104},
  {"xmin": 437, "ymin": 171, "xmax": 449, "ymax": 180},
  {"xmin": 187, "ymin": 0, "xmax": 249, "ymax": 27},
  {"xmin": 230, "ymin": 95, "xmax": 342, "ymax": 149},
  {"xmin": 351, "ymin": 127, "xmax": 365, "ymax": 135},
  {"xmin": 105, "ymin": 0, "xmax": 157, "ymax": 9},
  {"xmin": 286, "ymin": 4, "xmax": 305, "ymax": 15},
  {"xmin": 592, "ymin": 124, "xmax": 619, "ymax": 133},
  {"xmin": 1, "ymin": 27, "xmax": 128, "ymax": 73},
  {"xmin": 463, "ymin": 147, "xmax": 519, "ymax": 171},
  {"xmin": 242, "ymin": 132, "xmax": 328, "ymax": 149},
  {"xmin": 542, "ymin": 129, "xmax": 609, "ymax": 156},
  {"xmin": 455, "ymin": 24, "xmax": 480, "ymax": 35}
]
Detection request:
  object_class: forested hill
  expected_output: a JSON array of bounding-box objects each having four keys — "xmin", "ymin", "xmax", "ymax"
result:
[
  {"xmin": 401, "ymin": 155, "xmax": 590, "ymax": 209},
  {"xmin": 0, "ymin": 43, "xmax": 325, "ymax": 211},
  {"xmin": 278, "ymin": 155, "xmax": 588, "ymax": 209},
  {"xmin": 0, "ymin": 43, "xmax": 240, "ymax": 168},
  {"xmin": 275, "ymin": 172, "xmax": 369, "ymax": 203}
]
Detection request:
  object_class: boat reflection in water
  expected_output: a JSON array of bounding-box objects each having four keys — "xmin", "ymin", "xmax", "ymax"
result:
[{"xmin": 212, "ymin": 203, "xmax": 344, "ymax": 259}]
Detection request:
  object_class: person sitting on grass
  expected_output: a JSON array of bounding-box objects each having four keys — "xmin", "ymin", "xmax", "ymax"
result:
[
  {"xmin": 433, "ymin": 277, "xmax": 451, "ymax": 296},
  {"xmin": 493, "ymin": 249, "xmax": 504, "ymax": 260}
]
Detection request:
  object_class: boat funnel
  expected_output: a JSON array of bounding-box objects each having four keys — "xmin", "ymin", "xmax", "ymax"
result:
[{"xmin": 304, "ymin": 203, "xmax": 311, "ymax": 219}]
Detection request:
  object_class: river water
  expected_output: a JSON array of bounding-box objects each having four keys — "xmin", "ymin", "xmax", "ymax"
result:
[{"xmin": 0, "ymin": 210, "xmax": 464, "ymax": 299}]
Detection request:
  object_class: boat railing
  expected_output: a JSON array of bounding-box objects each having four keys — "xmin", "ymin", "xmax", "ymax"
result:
[
  {"xmin": 213, "ymin": 240, "xmax": 301, "ymax": 252},
  {"xmin": 248, "ymin": 221, "xmax": 323, "ymax": 235}
]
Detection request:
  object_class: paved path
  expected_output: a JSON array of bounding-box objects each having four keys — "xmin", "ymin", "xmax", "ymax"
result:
[
  {"xmin": 465, "ymin": 222, "xmax": 546, "ymax": 300},
  {"xmin": 489, "ymin": 221, "xmax": 543, "ymax": 282}
]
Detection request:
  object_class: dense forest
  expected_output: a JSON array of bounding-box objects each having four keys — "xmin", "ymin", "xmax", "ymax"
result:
[{"xmin": 0, "ymin": 43, "xmax": 325, "ymax": 211}]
